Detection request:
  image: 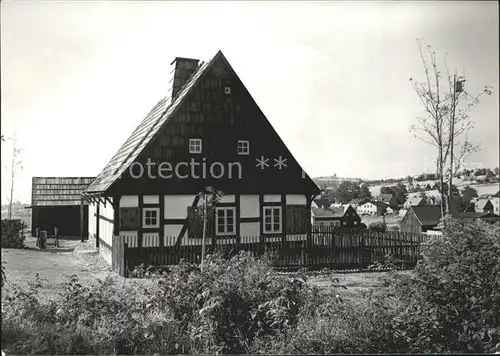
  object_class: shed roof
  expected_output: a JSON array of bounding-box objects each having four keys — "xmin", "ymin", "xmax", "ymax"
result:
[
  {"xmin": 380, "ymin": 194, "xmax": 395, "ymax": 203},
  {"xmin": 405, "ymin": 196, "xmax": 424, "ymax": 206},
  {"xmin": 32, "ymin": 177, "xmax": 95, "ymax": 206},
  {"xmin": 411, "ymin": 206, "xmax": 442, "ymax": 226}
]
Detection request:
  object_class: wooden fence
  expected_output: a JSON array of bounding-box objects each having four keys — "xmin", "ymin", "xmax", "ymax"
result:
[{"xmin": 111, "ymin": 230, "xmax": 427, "ymax": 277}]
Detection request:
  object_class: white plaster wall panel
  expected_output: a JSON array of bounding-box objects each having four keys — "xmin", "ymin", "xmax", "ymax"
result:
[
  {"xmin": 119, "ymin": 231, "xmax": 138, "ymax": 247},
  {"xmin": 99, "ymin": 200, "xmax": 114, "ymax": 219},
  {"xmin": 99, "ymin": 218, "xmax": 113, "ymax": 247},
  {"xmin": 219, "ymin": 194, "xmax": 235, "ymax": 203},
  {"xmin": 264, "ymin": 194, "xmax": 281, "ymax": 203},
  {"xmin": 184, "ymin": 238, "xmax": 203, "ymax": 246},
  {"xmin": 264, "ymin": 236, "xmax": 282, "ymax": 242},
  {"xmin": 240, "ymin": 222, "xmax": 260, "ymax": 238},
  {"xmin": 240, "ymin": 235, "xmax": 260, "ymax": 243},
  {"xmin": 240, "ymin": 195, "xmax": 259, "ymax": 218},
  {"xmin": 143, "ymin": 232, "xmax": 160, "ymax": 247},
  {"xmin": 165, "ymin": 195, "xmax": 195, "ymax": 219},
  {"xmin": 88, "ymin": 203, "xmax": 96, "ymax": 238},
  {"xmin": 216, "ymin": 238, "xmax": 237, "ymax": 245},
  {"xmin": 286, "ymin": 195, "xmax": 306, "ymax": 205},
  {"xmin": 121, "ymin": 195, "xmax": 139, "ymax": 208},
  {"xmin": 143, "ymin": 195, "xmax": 159, "ymax": 204},
  {"xmin": 164, "ymin": 225, "xmax": 183, "ymax": 244},
  {"xmin": 287, "ymin": 234, "xmax": 307, "ymax": 241}
]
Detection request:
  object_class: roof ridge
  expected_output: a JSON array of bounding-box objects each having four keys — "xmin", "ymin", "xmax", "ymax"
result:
[{"xmin": 85, "ymin": 52, "xmax": 219, "ymax": 194}]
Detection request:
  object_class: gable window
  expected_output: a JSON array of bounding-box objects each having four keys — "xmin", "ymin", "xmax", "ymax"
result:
[
  {"xmin": 263, "ymin": 206, "xmax": 282, "ymax": 234},
  {"xmin": 237, "ymin": 140, "xmax": 250, "ymax": 155},
  {"xmin": 216, "ymin": 207, "xmax": 235, "ymax": 236},
  {"xmin": 224, "ymin": 86, "xmax": 231, "ymax": 94},
  {"xmin": 189, "ymin": 139, "xmax": 202, "ymax": 154},
  {"xmin": 143, "ymin": 208, "xmax": 159, "ymax": 228}
]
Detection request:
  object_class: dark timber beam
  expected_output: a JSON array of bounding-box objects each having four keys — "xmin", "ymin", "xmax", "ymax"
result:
[
  {"xmin": 80, "ymin": 196, "xmax": 85, "ymax": 242},
  {"xmin": 96, "ymin": 203, "xmax": 100, "ymax": 248}
]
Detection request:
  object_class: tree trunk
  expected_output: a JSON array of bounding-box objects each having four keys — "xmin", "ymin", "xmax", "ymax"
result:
[
  {"xmin": 8, "ymin": 155, "xmax": 15, "ymax": 220},
  {"xmin": 201, "ymin": 194, "xmax": 207, "ymax": 263}
]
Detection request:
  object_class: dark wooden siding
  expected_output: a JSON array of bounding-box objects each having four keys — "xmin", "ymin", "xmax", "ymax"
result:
[
  {"xmin": 342, "ymin": 206, "xmax": 362, "ymax": 227},
  {"xmin": 400, "ymin": 209, "xmax": 422, "ymax": 234},
  {"xmin": 286, "ymin": 205, "xmax": 308, "ymax": 234},
  {"xmin": 32, "ymin": 205, "xmax": 88, "ymax": 238}
]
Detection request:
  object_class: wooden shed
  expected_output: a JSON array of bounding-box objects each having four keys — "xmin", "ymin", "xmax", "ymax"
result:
[
  {"xmin": 30, "ymin": 177, "xmax": 95, "ymax": 238},
  {"xmin": 400, "ymin": 206, "xmax": 443, "ymax": 234}
]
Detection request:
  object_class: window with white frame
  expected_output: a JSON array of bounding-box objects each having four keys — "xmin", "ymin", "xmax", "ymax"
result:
[
  {"xmin": 237, "ymin": 140, "xmax": 250, "ymax": 155},
  {"xmin": 189, "ymin": 138, "xmax": 202, "ymax": 154},
  {"xmin": 143, "ymin": 208, "xmax": 159, "ymax": 228},
  {"xmin": 216, "ymin": 207, "xmax": 236, "ymax": 235},
  {"xmin": 263, "ymin": 206, "xmax": 282, "ymax": 234}
]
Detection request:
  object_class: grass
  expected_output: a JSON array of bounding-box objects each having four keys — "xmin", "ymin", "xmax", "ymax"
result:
[
  {"xmin": 1, "ymin": 236, "xmax": 154, "ymax": 301},
  {"xmin": 2, "ymin": 236, "xmax": 391, "ymax": 301}
]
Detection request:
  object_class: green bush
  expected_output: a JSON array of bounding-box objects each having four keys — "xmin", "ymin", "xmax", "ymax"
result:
[
  {"xmin": 1, "ymin": 219, "xmax": 27, "ymax": 248},
  {"xmin": 369, "ymin": 221, "xmax": 387, "ymax": 232},
  {"xmin": 384, "ymin": 217, "xmax": 500, "ymax": 353},
  {"xmin": 2, "ymin": 224, "xmax": 499, "ymax": 355}
]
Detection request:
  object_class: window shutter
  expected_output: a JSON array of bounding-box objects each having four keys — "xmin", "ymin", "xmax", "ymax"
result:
[
  {"xmin": 187, "ymin": 206, "xmax": 203, "ymax": 238},
  {"xmin": 207, "ymin": 209, "xmax": 215, "ymax": 238},
  {"xmin": 286, "ymin": 205, "xmax": 308, "ymax": 234},
  {"xmin": 120, "ymin": 207, "xmax": 139, "ymax": 230}
]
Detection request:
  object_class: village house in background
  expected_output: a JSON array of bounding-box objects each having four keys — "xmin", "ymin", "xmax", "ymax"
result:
[
  {"xmin": 475, "ymin": 191, "xmax": 499, "ymax": 214},
  {"xmin": 29, "ymin": 177, "xmax": 95, "ymax": 237},
  {"xmin": 403, "ymin": 196, "xmax": 426, "ymax": 210},
  {"xmin": 311, "ymin": 205, "xmax": 362, "ymax": 229},
  {"xmin": 82, "ymin": 51, "xmax": 320, "ymax": 265},
  {"xmin": 400, "ymin": 206, "xmax": 443, "ymax": 234},
  {"xmin": 377, "ymin": 193, "xmax": 398, "ymax": 210},
  {"xmin": 357, "ymin": 201, "xmax": 390, "ymax": 216}
]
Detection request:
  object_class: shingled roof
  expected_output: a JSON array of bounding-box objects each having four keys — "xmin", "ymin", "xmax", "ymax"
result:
[
  {"xmin": 32, "ymin": 177, "xmax": 95, "ymax": 206},
  {"xmin": 411, "ymin": 206, "xmax": 442, "ymax": 226},
  {"xmin": 85, "ymin": 53, "xmax": 217, "ymax": 194}
]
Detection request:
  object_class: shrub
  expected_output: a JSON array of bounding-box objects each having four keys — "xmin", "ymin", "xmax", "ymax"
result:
[
  {"xmin": 1, "ymin": 261, "xmax": 6, "ymax": 288},
  {"xmin": 1, "ymin": 219, "xmax": 27, "ymax": 248},
  {"xmin": 146, "ymin": 251, "xmax": 310, "ymax": 354},
  {"xmin": 384, "ymin": 217, "xmax": 500, "ymax": 353},
  {"xmin": 369, "ymin": 221, "xmax": 387, "ymax": 232}
]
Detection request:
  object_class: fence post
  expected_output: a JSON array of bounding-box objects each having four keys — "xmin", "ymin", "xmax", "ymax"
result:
[
  {"xmin": 358, "ymin": 234, "xmax": 364, "ymax": 270},
  {"xmin": 301, "ymin": 242, "xmax": 305, "ymax": 268},
  {"xmin": 123, "ymin": 242, "xmax": 128, "ymax": 278}
]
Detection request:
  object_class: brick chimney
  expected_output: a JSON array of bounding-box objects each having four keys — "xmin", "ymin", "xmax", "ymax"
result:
[{"xmin": 169, "ymin": 57, "xmax": 200, "ymax": 100}]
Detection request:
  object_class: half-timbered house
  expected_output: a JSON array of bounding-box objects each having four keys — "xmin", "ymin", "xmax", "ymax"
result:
[{"xmin": 83, "ymin": 51, "xmax": 320, "ymax": 265}]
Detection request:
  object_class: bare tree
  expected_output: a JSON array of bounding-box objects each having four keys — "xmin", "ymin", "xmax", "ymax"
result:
[
  {"xmin": 409, "ymin": 40, "xmax": 492, "ymax": 218},
  {"xmin": 4, "ymin": 135, "xmax": 23, "ymax": 219},
  {"xmin": 196, "ymin": 186, "xmax": 224, "ymax": 264}
]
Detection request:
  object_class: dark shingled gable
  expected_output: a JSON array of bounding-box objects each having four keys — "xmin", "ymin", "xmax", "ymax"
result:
[
  {"xmin": 411, "ymin": 206, "xmax": 443, "ymax": 226},
  {"xmin": 85, "ymin": 56, "xmax": 213, "ymax": 194}
]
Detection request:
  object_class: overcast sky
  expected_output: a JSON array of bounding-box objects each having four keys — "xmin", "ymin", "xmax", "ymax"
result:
[{"xmin": 1, "ymin": 1, "xmax": 499, "ymax": 204}]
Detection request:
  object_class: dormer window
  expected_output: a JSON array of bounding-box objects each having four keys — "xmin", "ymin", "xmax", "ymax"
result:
[
  {"xmin": 237, "ymin": 140, "xmax": 250, "ymax": 155},
  {"xmin": 189, "ymin": 138, "xmax": 202, "ymax": 154},
  {"xmin": 224, "ymin": 86, "xmax": 231, "ymax": 94}
]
